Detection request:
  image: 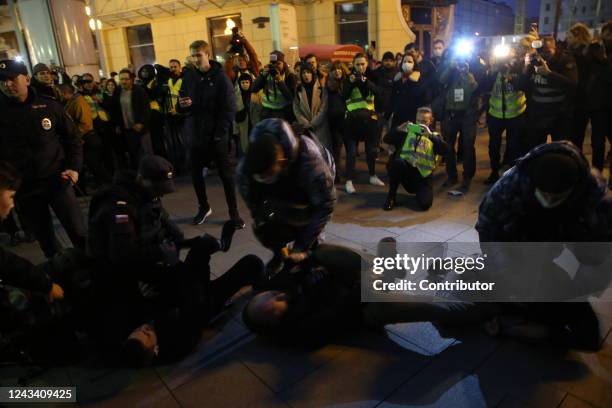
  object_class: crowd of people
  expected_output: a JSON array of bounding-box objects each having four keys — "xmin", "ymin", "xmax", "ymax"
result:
[{"xmin": 1, "ymin": 21, "xmax": 612, "ymax": 368}]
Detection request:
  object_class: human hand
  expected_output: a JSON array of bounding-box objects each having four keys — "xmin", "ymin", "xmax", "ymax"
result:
[
  {"xmin": 47, "ymin": 283, "xmax": 64, "ymax": 303},
  {"xmin": 284, "ymin": 251, "xmax": 309, "ymax": 264},
  {"xmin": 60, "ymin": 169, "xmax": 79, "ymax": 185},
  {"xmin": 534, "ymin": 60, "xmax": 551, "ymax": 76},
  {"xmin": 133, "ymin": 123, "xmax": 144, "ymax": 132}
]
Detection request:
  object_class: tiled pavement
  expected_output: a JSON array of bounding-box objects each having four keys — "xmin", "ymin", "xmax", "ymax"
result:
[{"xmin": 2, "ymin": 129, "xmax": 612, "ymax": 408}]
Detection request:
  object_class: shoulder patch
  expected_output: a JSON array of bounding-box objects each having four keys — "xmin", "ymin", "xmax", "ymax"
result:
[{"xmin": 115, "ymin": 214, "xmax": 129, "ymax": 224}]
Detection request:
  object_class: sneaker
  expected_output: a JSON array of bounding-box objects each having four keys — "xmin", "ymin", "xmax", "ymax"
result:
[
  {"xmin": 484, "ymin": 171, "xmax": 500, "ymax": 186},
  {"xmin": 345, "ymin": 180, "xmax": 356, "ymax": 194},
  {"xmin": 232, "ymin": 215, "xmax": 246, "ymax": 230},
  {"xmin": 442, "ymin": 177, "xmax": 458, "ymax": 188},
  {"xmin": 459, "ymin": 178, "xmax": 472, "ymax": 194},
  {"xmin": 369, "ymin": 175, "xmax": 385, "ymax": 186},
  {"xmin": 383, "ymin": 196, "xmax": 395, "ymax": 211},
  {"xmin": 193, "ymin": 206, "xmax": 212, "ymax": 225}
]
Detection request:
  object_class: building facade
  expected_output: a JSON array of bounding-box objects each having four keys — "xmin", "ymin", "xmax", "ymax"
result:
[
  {"xmin": 453, "ymin": 0, "xmax": 514, "ymax": 37},
  {"xmin": 539, "ymin": 0, "xmax": 611, "ymax": 34}
]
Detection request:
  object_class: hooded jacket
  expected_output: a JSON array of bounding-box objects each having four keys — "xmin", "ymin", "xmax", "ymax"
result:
[
  {"xmin": 237, "ymin": 119, "xmax": 336, "ymax": 250},
  {"xmin": 180, "ymin": 60, "xmax": 237, "ymax": 146},
  {"xmin": 476, "ymin": 141, "xmax": 611, "ymax": 242}
]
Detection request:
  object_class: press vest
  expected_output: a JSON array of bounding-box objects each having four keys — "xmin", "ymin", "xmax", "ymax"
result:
[
  {"xmin": 167, "ymin": 77, "xmax": 183, "ymax": 112},
  {"xmin": 346, "ymin": 87, "xmax": 375, "ymax": 112},
  {"xmin": 262, "ymin": 75, "xmax": 288, "ymax": 110},
  {"xmin": 399, "ymin": 128, "xmax": 437, "ymax": 178},
  {"xmin": 488, "ymin": 73, "xmax": 526, "ymax": 119}
]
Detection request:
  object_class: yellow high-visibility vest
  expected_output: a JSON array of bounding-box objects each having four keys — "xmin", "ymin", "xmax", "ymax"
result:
[
  {"xmin": 488, "ymin": 73, "xmax": 526, "ymax": 119},
  {"xmin": 399, "ymin": 127, "xmax": 436, "ymax": 178},
  {"xmin": 346, "ymin": 87, "xmax": 375, "ymax": 112},
  {"xmin": 167, "ymin": 77, "xmax": 182, "ymax": 112}
]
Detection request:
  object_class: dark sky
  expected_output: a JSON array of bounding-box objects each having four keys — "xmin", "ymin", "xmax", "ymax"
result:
[{"xmin": 499, "ymin": 0, "xmax": 542, "ymax": 17}]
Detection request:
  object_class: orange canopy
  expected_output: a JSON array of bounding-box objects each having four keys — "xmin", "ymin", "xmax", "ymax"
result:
[{"xmin": 298, "ymin": 44, "xmax": 365, "ymax": 62}]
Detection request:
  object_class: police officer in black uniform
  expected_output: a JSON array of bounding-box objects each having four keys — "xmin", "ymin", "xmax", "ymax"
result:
[{"xmin": 0, "ymin": 60, "xmax": 86, "ymax": 258}]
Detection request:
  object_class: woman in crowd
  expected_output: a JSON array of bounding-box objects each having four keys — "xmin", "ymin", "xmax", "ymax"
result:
[
  {"xmin": 235, "ymin": 73, "xmax": 262, "ymax": 156},
  {"xmin": 387, "ymin": 53, "xmax": 427, "ymax": 129},
  {"xmin": 293, "ymin": 63, "xmax": 331, "ymax": 150},
  {"xmin": 326, "ymin": 61, "xmax": 348, "ymax": 178}
]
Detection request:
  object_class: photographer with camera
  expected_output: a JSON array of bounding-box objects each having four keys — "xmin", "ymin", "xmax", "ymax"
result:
[
  {"xmin": 521, "ymin": 36, "xmax": 577, "ymax": 154},
  {"xmin": 382, "ymin": 107, "xmax": 449, "ymax": 211},
  {"xmin": 252, "ymin": 51, "xmax": 297, "ymax": 122},
  {"xmin": 342, "ymin": 53, "xmax": 384, "ymax": 194},
  {"xmin": 225, "ymin": 27, "xmax": 261, "ymax": 83},
  {"xmin": 138, "ymin": 65, "xmax": 168, "ymax": 159},
  {"xmin": 479, "ymin": 44, "xmax": 527, "ymax": 185},
  {"xmin": 437, "ymin": 42, "xmax": 480, "ymax": 193}
]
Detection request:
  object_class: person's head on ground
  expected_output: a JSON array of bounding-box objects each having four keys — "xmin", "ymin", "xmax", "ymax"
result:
[
  {"xmin": 243, "ymin": 290, "xmax": 290, "ymax": 333},
  {"xmin": 169, "ymin": 59, "xmax": 181, "ymax": 77},
  {"xmin": 118, "ymin": 68, "xmax": 135, "ymax": 91},
  {"xmin": 353, "ymin": 53, "xmax": 368, "ymax": 74},
  {"xmin": 382, "ymin": 51, "xmax": 395, "ymax": 69},
  {"xmin": 244, "ymin": 130, "xmax": 287, "ymax": 184},
  {"xmin": 32, "ymin": 63, "xmax": 53, "ymax": 86},
  {"xmin": 416, "ymin": 106, "xmax": 433, "ymax": 127},
  {"xmin": 120, "ymin": 323, "xmax": 159, "ymax": 367},
  {"xmin": 137, "ymin": 155, "xmax": 176, "ymax": 197},
  {"xmin": 238, "ymin": 73, "xmax": 252, "ymax": 92},
  {"xmin": 189, "ymin": 40, "xmax": 212, "ymax": 72},
  {"xmin": 0, "ymin": 59, "xmax": 30, "ymax": 102},
  {"xmin": 0, "ymin": 161, "xmax": 20, "ymax": 221},
  {"xmin": 529, "ymin": 151, "xmax": 581, "ymax": 209},
  {"xmin": 58, "ymin": 83, "xmax": 76, "ymax": 102},
  {"xmin": 433, "ymin": 39, "xmax": 445, "ymax": 58}
]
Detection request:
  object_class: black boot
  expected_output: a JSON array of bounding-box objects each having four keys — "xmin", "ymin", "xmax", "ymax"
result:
[
  {"xmin": 383, "ymin": 194, "xmax": 396, "ymax": 211},
  {"xmin": 484, "ymin": 170, "xmax": 500, "ymax": 186}
]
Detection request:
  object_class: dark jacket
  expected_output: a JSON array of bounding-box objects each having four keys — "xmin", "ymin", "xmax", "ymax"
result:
[
  {"xmin": 437, "ymin": 63, "xmax": 479, "ymax": 114},
  {"xmin": 476, "ymin": 141, "xmax": 611, "ymax": 242},
  {"xmin": 252, "ymin": 68, "xmax": 297, "ymax": 109},
  {"xmin": 111, "ymin": 84, "xmax": 151, "ymax": 132},
  {"xmin": 584, "ymin": 53, "xmax": 612, "ymax": 112},
  {"xmin": 0, "ymin": 247, "xmax": 52, "ymax": 294},
  {"xmin": 372, "ymin": 66, "xmax": 397, "ymax": 114},
  {"xmin": 31, "ymin": 78, "xmax": 60, "ymax": 100},
  {"xmin": 387, "ymin": 73, "xmax": 428, "ymax": 126},
  {"xmin": 246, "ymin": 244, "xmax": 363, "ymax": 340},
  {"xmin": 180, "ymin": 61, "xmax": 236, "ymax": 146},
  {"xmin": 237, "ymin": 119, "xmax": 336, "ymax": 251},
  {"xmin": 326, "ymin": 77, "xmax": 347, "ymax": 123},
  {"xmin": 0, "ymin": 87, "xmax": 83, "ymax": 184},
  {"xmin": 88, "ymin": 172, "xmax": 184, "ymax": 269},
  {"xmin": 342, "ymin": 75, "xmax": 379, "ymax": 108}
]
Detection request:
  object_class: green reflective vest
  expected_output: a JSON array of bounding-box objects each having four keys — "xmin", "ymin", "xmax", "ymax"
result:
[
  {"xmin": 488, "ymin": 73, "xmax": 526, "ymax": 119},
  {"xmin": 399, "ymin": 128, "xmax": 436, "ymax": 178},
  {"xmin": 261, "ymin": 75, "xmax": 288, "ymax": 110},
  {"xmin": 83, "ymin": 94, "xmax": 109, "ymax": 122},
  {"xmin": 346, "ymin": 86, "xmax": 375, "ymax": 112}
]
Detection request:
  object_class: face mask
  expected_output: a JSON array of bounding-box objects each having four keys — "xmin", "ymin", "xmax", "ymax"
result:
[
  {"xmin": 534, "ymin": 188, "xmax": 571, "ymax": 209},
  {"xmin": 433, "ymin": 49, "xmax": 443, "ymax": 57},
  {"xmin": 253, "ymin": 173, "xmax": 279, "ymax": 184},
  {"xmin": 402, "ymin": 62, "xmax": 414, "ymax": 73}
]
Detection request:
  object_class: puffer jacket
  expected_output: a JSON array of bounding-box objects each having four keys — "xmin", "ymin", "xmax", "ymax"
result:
[
  {"xmin": 476, "ymin": 141, "xmax": 611, "ymax": 242},
  {"xmin": 237, "ymin": 118, "xmax": 336, "ymax": 250}
]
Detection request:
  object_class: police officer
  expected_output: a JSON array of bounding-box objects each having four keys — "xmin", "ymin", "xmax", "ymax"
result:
[
  {"xmin": 382, "ymin": 107, "xmax": 449, "ymax": 211},
  {"xmin": 0, "ymin": 59, "xmax": 86, "ymax": 258}
]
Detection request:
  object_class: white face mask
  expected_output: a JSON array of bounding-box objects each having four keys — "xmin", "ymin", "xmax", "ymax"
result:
[
  {"xmin": 534, "ymin": 188, "xmax": 571, "ymax": 209},
  {"xmin": 402, "ymin": 62, "xmax": 414, "ymax": 73},
  {"xmin": 253, "ymin": 173, "xmax": 279, "ymax": 184}
]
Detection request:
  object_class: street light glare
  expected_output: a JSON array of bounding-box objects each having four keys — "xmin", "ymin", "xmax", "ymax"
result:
[{"xmin": 493, "ymin": 44, "xmax": 510, "ymax": 58}]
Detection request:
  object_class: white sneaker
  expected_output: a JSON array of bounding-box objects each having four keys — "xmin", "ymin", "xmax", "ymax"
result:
[
  {"xmin": 345, "ymin": 180, "xmax": 356, "ymax": 194},
  {"xmin": 369, "ymin": 175, "xmax": 385, "ymax": 186}
]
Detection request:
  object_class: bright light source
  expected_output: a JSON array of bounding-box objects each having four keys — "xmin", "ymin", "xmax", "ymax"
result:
[
  {"xmin": 89, "ymin": 18, "xmax": 95, "ymax": 30},
  {"xmin": 493, "ymin": 44, "xmax": 510, "ymax": 58},
  {"xmin": 224, "ymin": 18, "xmax": 236, "ymax": 35},
  {"xmin": 97, "ymin": 19, "xmax": 102, "ymax": 30},
  {"xmin": 454, "ymin": 38, "xmax": 474, "ymax": 57},
  {"xmin": 289, "ymin": 46, "xmax": 298, "ymax": 50},
  {"xmin": 474, "ymin": 32, "xmax": 480, "ymax": 36},
  {"xmin": 15, "ymin": 55, "xmax": 23, "ymax": 62},
  {"xmin": 85, "ymin": 5, "xmax": 91, "ymax": 16}
]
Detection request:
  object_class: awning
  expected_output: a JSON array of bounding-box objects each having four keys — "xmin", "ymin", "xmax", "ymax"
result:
[{"xmin": 298, "ymin": 44, "xmax": 365, "ymax": 62}]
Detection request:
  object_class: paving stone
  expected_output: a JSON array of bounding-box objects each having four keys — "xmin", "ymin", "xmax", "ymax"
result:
[{"xmin": 558, "ymin": 394, "xmax": 601, "ymax": 408}]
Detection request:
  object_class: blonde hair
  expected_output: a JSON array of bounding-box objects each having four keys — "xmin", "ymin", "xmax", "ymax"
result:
[{"xmin": 568, "ymin": 23, "xmax": 592, "ymax": 46}]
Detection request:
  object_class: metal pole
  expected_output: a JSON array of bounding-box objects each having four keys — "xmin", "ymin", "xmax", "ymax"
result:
[
  {"xmin": 553, "ymin": 0, "xmax": 562, "ymax": 39},
  {"xmin": 90, "ymin": 0, "xmax": 109, "ymax": 75},
  {"xmin": 7, "ymin": 0, "xmax": 31, "ymax": 70}
]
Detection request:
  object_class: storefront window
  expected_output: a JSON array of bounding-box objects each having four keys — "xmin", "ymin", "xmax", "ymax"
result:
[
  {"xmin": 335, "ymin": 1, "xmax": 368, "ymax": 47},
  {"xmin": 208, "ymin": 14, "xmax": 242, "ymax": 63},
  {"xmin": 126, "ymin": 24, "xmax": 156, "ymax": 71}
]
